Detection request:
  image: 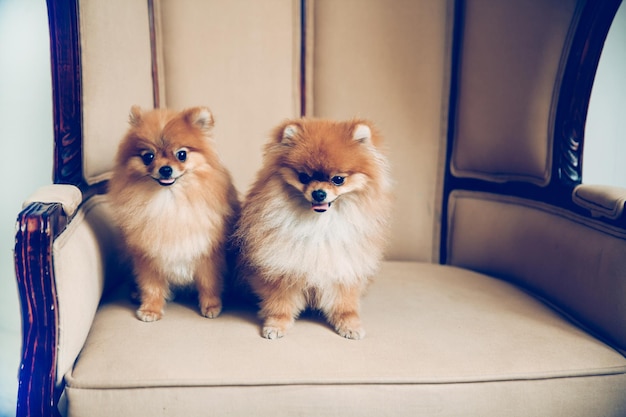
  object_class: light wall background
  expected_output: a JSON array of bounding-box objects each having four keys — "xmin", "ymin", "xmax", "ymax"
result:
[
  {"xmin": 584, "ymin": 2, "xmax": 626, "ymax": 187},
  {"xmin": 0, "ymin": 0, "xmax": 53, "ymax": 415}
]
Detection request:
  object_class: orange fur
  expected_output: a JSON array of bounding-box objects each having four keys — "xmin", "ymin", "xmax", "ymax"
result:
[
  {"xmin": 234, "ymin": 118, "xmax": 392, "ymax": 339},
  {"xmin": 108, "ymin": 106, "xmax": 240, "ymax": 322}
]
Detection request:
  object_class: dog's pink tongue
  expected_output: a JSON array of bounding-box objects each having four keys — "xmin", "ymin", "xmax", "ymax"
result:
[
  {"xmin": 158, "ymin": 178, "xmax": 175, "ymax": 186},
  {"xmin": 311, "ymin": 203, "xmax": 330, "ymax": 213}
]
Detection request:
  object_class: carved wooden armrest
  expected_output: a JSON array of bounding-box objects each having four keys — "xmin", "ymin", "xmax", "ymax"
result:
[{"xmin": 15, "ymin": 201, "xmax": 69, "ymax": 417}]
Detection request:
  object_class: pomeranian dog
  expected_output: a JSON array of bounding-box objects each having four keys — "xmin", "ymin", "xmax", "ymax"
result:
[
  {"xmin": 234, "ymin": 118, "xmax": 392, "ymax": 339},
  {"xmin": 108, "ymin": 106, "xmax": 239, "ymax": 322}
]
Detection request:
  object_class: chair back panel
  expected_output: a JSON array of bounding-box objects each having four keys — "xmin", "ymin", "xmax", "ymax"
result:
[
  {"xmin": 158, "ymin": 0, "xmax": 302, "ymax": 192},
  {"xmin": 79, "ymin": 0, "xmax": 155, "ymax": 185},
  {"xmin": 451, "ymin": 0, "xmax": 578, "ymax": 185},
  {"xmin": 311, "ymin": 0, "xmax": 452, "ymax": 261}
]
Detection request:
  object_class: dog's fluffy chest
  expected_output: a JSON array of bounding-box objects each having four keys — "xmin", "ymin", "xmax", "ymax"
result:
[
  {"xmin": 248, "ymin": 196, "xmax": 385, "ymax": 286},
  {"xmin": 119, "ymin": 188, "xmax": 223, "ymax": 281}
]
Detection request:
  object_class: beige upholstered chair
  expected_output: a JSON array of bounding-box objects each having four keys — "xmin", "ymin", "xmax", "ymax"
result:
[{"xmin": 15, "ymin": 0, "xmax": 626, "ymax": 416}]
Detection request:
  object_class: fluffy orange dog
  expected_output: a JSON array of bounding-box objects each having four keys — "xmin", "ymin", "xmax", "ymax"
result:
[
  {"xmin": 109, "ymin": 106, "xmax": 239, "ymax": 322},
  {"xmin": 235, "ymin": 118, "xmax": 392, "ymax": 339}
]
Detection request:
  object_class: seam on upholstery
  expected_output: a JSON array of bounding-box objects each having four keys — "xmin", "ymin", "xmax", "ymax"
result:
[
  {"xmin": 449, "ymin": 165, "xmax": 549, "ymax": 186},
  {"xmin": 52, "ymin": 207, "xmax": 86, "ymax": 386},
  {"xmin": 64, "ymin": 365, "xmax": 626, "ymax": 390}
]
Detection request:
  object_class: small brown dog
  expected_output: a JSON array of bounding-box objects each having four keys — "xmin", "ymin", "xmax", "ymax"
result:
[
  {"xmin": 109, "ymin": 106, "xmax": 239, "ymax": 322},
  {"xmin": 234, "ymin": 118, "xmax": 392, "ymax": 339}
]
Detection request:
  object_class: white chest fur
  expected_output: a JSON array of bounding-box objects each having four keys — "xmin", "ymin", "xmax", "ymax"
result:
[
  {"xmin": 248, "ymin": 193, "xmax": 386, "ymax": 287},
  {"xmin": 118, "ymin": 187, "xmax": 222, "ymax": 284}
]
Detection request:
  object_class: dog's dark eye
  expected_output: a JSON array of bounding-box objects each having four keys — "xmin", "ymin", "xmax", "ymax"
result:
[
  {"xmin": 176, "ymin": 150, "xmax": 187, "ymax": 162},
  {"xmin": 298, "ymin": 172, "xmax": 311, "ymax": 184},
  {"xmin": 141, "ymin": 152, "xmax": 155, "ymax": 166},
  {"xmin": 331, "ymin": 176, "xmax": 345, "ymax": 186}
]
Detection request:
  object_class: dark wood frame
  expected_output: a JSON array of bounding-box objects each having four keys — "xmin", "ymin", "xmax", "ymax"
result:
[
  {"xmin": 14, "ymin": 203, "xmax": 66, "ymax": 417},
  {"xmin": 14, "ymin": 2, "xmax": 81, "ymax": 415},
  {"xmin": 554, "ymin": 0, "xmax": 623, "ymax": 187},
  {"xmin": 12, "ymin": 0, "xmax": 622, "ymax": 415},
  {"xmin": 440, "ymin": 0, "xmax": 624, "ymax": 263},
  {"xmin": 48, "ymin": 0, "xmax": 84, "ymax": 190}
]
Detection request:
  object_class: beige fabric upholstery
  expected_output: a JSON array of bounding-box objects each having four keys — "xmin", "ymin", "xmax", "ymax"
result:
[
  {"xmin": 573, "ymin": 184, "xmax": 626, "ymax": 220},
  {"xmin": 23, "ymin": 185, "xmax": 82, "ymax": 217},
  {"xmin": 79, "ymin": 0, "xmax": 154, "ymax": 184},
  {"xmin": 451, "ymin": 0, "xmax": 578, "ymax": 185},
  {"xmin": 447, "ymin": 191, "xmax": 626, "ymax": 350},
  {"xmin": 80, "ymin": 0, "xmax": 303, "ymax": 191},
  {"xmin": 53, "ymin": 196, "xmax": 125, "ymax": 386},
  {"xmin": 65, "ymin": 375, "xmax": 626, "ymax": 417},
  {"xmin": 78, "ymin": 0, "xmax": 449, "ymax": 262},
  {"xmin": 158, "ymin": 0, "xmax": 301, "ymax": 193},
  {"xmin": 311, "ymin": 0, "xmax": 451, "ymax": 261},
  {"xmin": 64, "ymin": 261, "xmax": 626, "ymax": 416}
]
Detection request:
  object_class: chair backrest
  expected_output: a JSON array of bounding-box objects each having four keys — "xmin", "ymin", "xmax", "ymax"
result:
[
  {"xmin": 49, "ymin": 0, "xmax": 624, "ymax": 282},
  {"xmin": 51, "ymin": 0, "xmax": 456, "ymax": 262}
]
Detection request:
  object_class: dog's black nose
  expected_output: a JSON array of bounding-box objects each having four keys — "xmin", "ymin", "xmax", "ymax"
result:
[
  {"xmin": 159, "ymin": 166, "xmax": 173, "ymax": 178},
  {"xmin": 312, "ymin": 189, "xmax": 327, "ymax": 202}
]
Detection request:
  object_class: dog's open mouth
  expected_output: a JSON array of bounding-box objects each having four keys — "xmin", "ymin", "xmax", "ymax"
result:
[
  {"xmin": 154, "ymin": 177, "xmax": 176, "ymax": 186},
  {"xmin": 311, "ymin": 202, "xmax": 331, "ymax": 213}
]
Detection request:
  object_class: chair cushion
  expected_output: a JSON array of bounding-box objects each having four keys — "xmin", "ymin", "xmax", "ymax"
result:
[
  {"xmin": 64, "ymin": 262, "xmax": 626, "ymax": 416},
  {"xmin": 23, "ymin": 184, "xmax": 82, "ymax": 216}
]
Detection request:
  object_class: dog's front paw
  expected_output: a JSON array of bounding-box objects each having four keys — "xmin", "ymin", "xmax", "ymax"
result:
[
  {"xmin": 336, "ymin": 324, "xmax": 365, "ymax": 340},
  {"xmin": 262, "ymin": 326, "xmax": 286, "ymax": 340},
  {"xmin": 136, "ymin": 308, "xmax": 162, "ymax": 322},
  {"xmin": 332, "ymin": 313, "xmax": 365, "ymax": 340},
  {"xmin": 261, "ymin": 314, "xmax": 294, "ymax": 339},
  {"xmin": 200, "ymin": 303, "xmax": 222, "ymax": 319}
]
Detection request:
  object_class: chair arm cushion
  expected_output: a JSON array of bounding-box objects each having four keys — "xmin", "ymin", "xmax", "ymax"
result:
[
  {"xmin": 23, "ymin": 184, "xmax": 82, "ymax": 217},
  {"xmin": 572, "ymin": 184, "xmax": 626, "ymax": 220}
]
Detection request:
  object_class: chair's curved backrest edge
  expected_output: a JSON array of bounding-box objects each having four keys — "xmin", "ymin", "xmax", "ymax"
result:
[{"xmin": 553, "ymin": 0, "xmax": 623, "ymax": 187}]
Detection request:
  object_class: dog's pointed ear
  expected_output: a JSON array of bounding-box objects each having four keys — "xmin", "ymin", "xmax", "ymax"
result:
[
  {"xmin": 184, "ymin": 107, "xmax": 214, "ymax": 133},
  {"xmin": 279, "ymin": 124, "xmax": 298, "ymax": 145},
  {"xmin": 352, "ymin": 123, "xmax": 372, "ymax": 143},
  {"xmin": 129, "ymin": 105, "xmax": 143, "ymax": 127}
]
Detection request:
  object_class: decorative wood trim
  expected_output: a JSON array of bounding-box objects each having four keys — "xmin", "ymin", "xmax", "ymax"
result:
[
  {"xmin": 148, "ymin": 0, "xmax": 161, "ymax": 109},
  {"xmin": 15, "ymin": 203, "xmax": 66, "ymax": 417},
  {"xmin": 47, "ymin": 0, "xmax": 85, "ymax": 190},
  {"xmin": 299, "ymin": 0, "xmax": 307, "ymax": 117},
  {"xmin": 554, "ymin": 0, "xmax": 622, "ymax": 186}
]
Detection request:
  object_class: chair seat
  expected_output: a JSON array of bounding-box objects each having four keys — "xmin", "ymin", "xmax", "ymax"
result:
[{"xmin": 64, "ymin": 262, "xmax": 626, "ymax": 416}]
